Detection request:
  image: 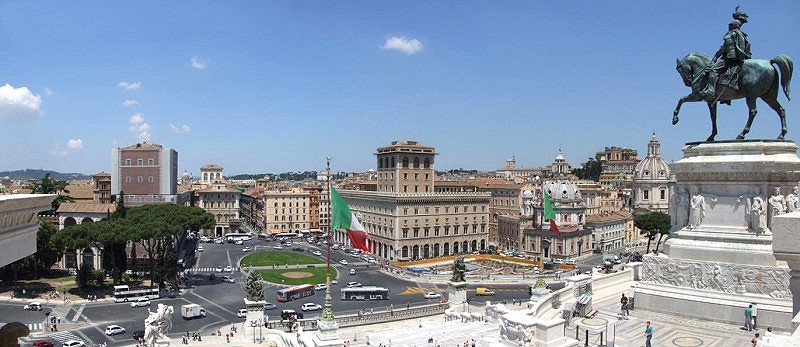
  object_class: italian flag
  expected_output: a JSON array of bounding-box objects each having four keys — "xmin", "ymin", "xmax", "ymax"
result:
[
  {"xmin": 543, "ymin": 190, "xmax": 561, "ymax": 236},
  {"xmin": 330, "ymin": 186, "xmax": 370, "ymax": 252}
]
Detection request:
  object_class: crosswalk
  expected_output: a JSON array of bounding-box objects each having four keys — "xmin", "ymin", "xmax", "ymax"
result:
[
  {"xmin": 46, "ymin": 330, "xmax": 84, "ymax": 346},
  {"xmin": 189, "ymin": 267, "xmax": 234, "ymax": 273}
]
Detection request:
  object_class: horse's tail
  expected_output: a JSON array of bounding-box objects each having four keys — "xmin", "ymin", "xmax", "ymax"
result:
[{"xmin": 771, "ymin": 54, "xmax": 793, "ymax": 101}]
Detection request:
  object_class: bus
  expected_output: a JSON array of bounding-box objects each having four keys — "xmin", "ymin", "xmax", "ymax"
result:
[
  {"xmin": 113, "ymin": 285, "xmax": 160, "ymax": 303},
  {"xmin": 340, "ymin": 286, "xmax": 390, "ymax": 301},
  {"xmin": 225, "ymin": 232, "xmax": 252, "ymax": 243},
  {"xmin": 276, "ymin": 284, "xmax": 315, "ymax": 302},
  {"xmin": 275, "ymin": 232, "xmax": 301, "ymax": 239}
]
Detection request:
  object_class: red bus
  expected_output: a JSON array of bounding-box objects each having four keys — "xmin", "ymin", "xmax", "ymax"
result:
[{"xmin": 276, "ymin": 284, "xmax": 315, "ymax": 302}]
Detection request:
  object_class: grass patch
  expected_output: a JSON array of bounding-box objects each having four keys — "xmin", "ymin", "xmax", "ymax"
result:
[
  {"xmin": 257, "ymin": 267, "xmax": 339, "ymax": 286},
  {"xmin": 240, "ymin": 251, "xmax": 325, "ymax": 267}
]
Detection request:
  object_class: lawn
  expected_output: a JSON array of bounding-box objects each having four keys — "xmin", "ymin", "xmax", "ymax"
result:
[
  {"xmin": 256, "ymin": 267, "xmax": 339, "ymax": 286},
  {"xmin": 240, "ymin": 251, "xmax": 325, "ymax": 267}
]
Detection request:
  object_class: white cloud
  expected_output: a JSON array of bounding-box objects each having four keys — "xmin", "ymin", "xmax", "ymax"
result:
[
  {"xmin": 128, "ymin": 113, "xmax": 151, "ymax": 142},
  {"xmin": 118, "ymin": 81, "xmax": 142, "ymax": 90},
  {"xmin": 43, "ymin": 88, "xmax": 53, "ymax": 96},
  {"xmin": 122, "ymin": 99, "xmax": 140, "ymax": 107},
  {"xmin": 381, "ymin": 36, "xmax": 423, "ymax": 55},
  {"xmin": 190, "ymin": 56, "xmax": 209, "ymax": 70},
  {"xmin": 0, "ymin": 84, "xmax": 43, "ymax": 122},
  {"xmin": 169, "ymin": 124, "xmax": 191, "ymax": 134},
  {"xmin": 67, "ymin": 139, "xmax": 84, "ymax": 150}
]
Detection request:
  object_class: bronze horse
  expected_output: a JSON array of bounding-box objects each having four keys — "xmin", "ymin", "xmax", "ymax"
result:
[{"xmin": 673, "ymin": 52, "xmax": 792, "ymax": 141}]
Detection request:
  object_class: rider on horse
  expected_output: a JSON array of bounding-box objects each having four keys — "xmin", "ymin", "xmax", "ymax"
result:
[{"xmin": 701, "ymin": 8, "xmax": 752, "ymax": 101}]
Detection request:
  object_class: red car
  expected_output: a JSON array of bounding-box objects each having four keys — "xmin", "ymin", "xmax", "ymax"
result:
[{"xmin": 33, "ymin": 341, "xmax": 54, "ymax": 347}]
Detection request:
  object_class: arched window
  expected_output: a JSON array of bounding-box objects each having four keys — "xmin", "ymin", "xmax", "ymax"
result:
[
  {"xmin": 402, "ymin": 157, "xmax": 409, "ymax": 168},
  {"xmin": 390, "ymin": 157, "xmax": 395, "ymax": 168},
  {"xmin": 413, "ymin": 157, "xmax": 420, "ymax": 168},
  {"xmin": 424, "ymin": 158, "xmax": 430, "ymax": 168}
]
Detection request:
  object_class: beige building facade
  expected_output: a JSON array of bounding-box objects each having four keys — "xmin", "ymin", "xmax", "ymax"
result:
[
  {"xmin": 264, "ymin": 188, "xmax": 311, "ymax": 234},
  {"xmin": 336, "ymin": 141, "xmax": 491, "ymax": 261}
]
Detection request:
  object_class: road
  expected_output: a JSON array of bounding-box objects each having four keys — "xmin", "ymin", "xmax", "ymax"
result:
[{"xmin": 2, "ymin": 236, "xmax": 531, "ymax": 346}]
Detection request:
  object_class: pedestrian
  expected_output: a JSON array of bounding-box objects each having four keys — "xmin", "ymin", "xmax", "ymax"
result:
[
  {"xmin": 644, "ymin": 321, "xmax": 653, "ymax": 347},
  {"xmin": 751, "ymin": 332, "xmax": 760, "ymax": 346},
  {"xmin": 751, "ymin": 303, "xmax": 758, "ymax": 330},
  {"xmin": 407, "ymin": 302, "xmax": 410, "ymax": 309},
  {"xmin": 620, "ymin": 294, "xmax": 630, "ymax": 319},
  {"xmin": 745, "ymin": 304, "xmax": 754, "ymax": 331}
]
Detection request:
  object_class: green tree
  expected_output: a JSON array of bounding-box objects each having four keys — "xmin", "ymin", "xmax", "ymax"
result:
[
  {"xmin": 27, "ymin": 173, "xmax": 74, "ymax": 213},
  {"xmin": 572, "ymin": 157, "xmax": 602, "ymax": 181},
  {"xmin": 634, "ymin": 212, "xmax": 671, "ymax": 253},
  {"xmin": 76, "ymin": 261, "xmax": 93, "ymax": 289},
  {"xmin": 35, "ymin": 218, "xmax": 64, "ymax": 276}
]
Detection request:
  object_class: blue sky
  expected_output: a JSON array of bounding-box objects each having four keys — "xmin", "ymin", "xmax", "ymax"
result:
[{"xmin": 1, "ymin": 1, "xmax": 798, "ymax": 175}]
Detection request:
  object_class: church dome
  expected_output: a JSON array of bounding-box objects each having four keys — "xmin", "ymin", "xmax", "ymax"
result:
[
  {"xmin": 543, "ymin": 180, "xmax": 582, "ymax": 203},
  {"xmin": 634, "ymin": 133, "xmax": 670, "ymax": 181},
  {"xmin": 522, "ymin": 190, "xmax": 534, "ymax": 199},
  {"xmin": 181, "ymin": 170, "xmax": 192, "ymax": 180}
]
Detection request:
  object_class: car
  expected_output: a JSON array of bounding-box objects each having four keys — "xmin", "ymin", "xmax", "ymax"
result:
[
  {"xmin": 339, "ymin": 259, "xmax": 348, "ymax": 265},
  {"xmin": 215, "ymin": 266, "xmax": 223, "ymax": 272},
  {"xmin": 242, "ymin": 247, "xmax": 251, "ymax": 252},
  {"xmin": 105, "ymin": 325, "xmax": 126, "ymax": 336},
  {"xmin": 349, "ymin": 269, "xmax": 356, "ymax": 275},
  {"xmin": 564, "ymin": 259, "xmax": 577, "ymax": 265},
  {"xmin": 366, "ymin": 257, "xmax": 376, "ymax": 263},
  {"xmin": 33, "ymin": 340, "xmax": 54, "ymax": 347},
  {"xmin": 273, "ymin": 245, "xmax": 283, "ymax": 249},
  {"xmin": 423, "ymin": 292, "xmax": 442, "ymax": 299},
  {"xmin": 221, "ymin": 276, "xmax": 235, "ymax": 283},
  {"xmin": 312, "ymin": 250, "xmax": 323, "ymax": 256},
  {"xmin": 314, "ymin": 283, "xmax": 327, "ymax": 291},
  {"xmin": 331, "ymin": 279, "xmax": 338, "ymax": 285},
  {"xmin": 301, "ymin": 303, "xmax": 322, "ymax": 311},
  {"xmin": 197, "ymin": 245, "xmax": 204, "ymax": 252},
  {"xmin": 237, "ymin": 308, "xmax": 248, "ymax": 318},
  {"xmin": 130, "ymin": 297, "xmax": 151, "ymax": 307},
  {"xmin": 225, "ymin": 265, "xmax": 233, "ymax": 272},
  {"xmin": 285, "ymin": 241, "xmax": 293, "ymax": 246},
  {"xmin": 61, "ymin": 340, "xmax": 85, "ymax": 347},
  {"xmin": 346, "ymin": 281, "xmax": 362, "ymax": 288},
  {"xmin": 263, "ymin": 302, "xmax": 278, "ymax": 310},
  {"xmin": 132, "ymin": 330, "xmax": 145, "ymax": 340},
  {"xmin": 235, "ymin": 240, "xmax": 244, "ymax": 245},
  {"xmin": 215, "ymin": 239, "xmax": 224, "ymax": 244},
  {"xmin": 23, "ymin": 302, "xmax": 42, "ymax": 311}
]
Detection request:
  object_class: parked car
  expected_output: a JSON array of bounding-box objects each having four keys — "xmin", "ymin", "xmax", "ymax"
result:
[
  {"xmin": 104, "ymin": 325, "xmax": 126, "ymax": 336},
  {"xmin": 301, "ymin": 303, "xmax": 322, "ymax": 311},
  {"xmin": 349, "ymin": 269, "xmax": 356, "ymax": 275},
  {"xmin": 237, "ymin": 308, "xmax": 248, "ymax": 318},
  {"xmin": 346, "ymin": 282, "xmax": 362, "ymax": 288},
  {"xmin": 214, "ymin": 239, "xmax": 224, "ymax": 244},
  {"xmin": 215, "ymin": 266, "xmax": 223, "ymax": 272},
  {"xmin": 423, "ymin": 292, "xmax": 442, "ymax": 299},
  {"xmin": 312, "ymin": 250, "xmax": 323, "ymax": 256},
  {"xmin": 61, "ymin": 340, "xmax": 85, "ymax": 347},
  {"xmin": 314, "ymin": 284, "xmax": 327, "ymax": 291},
  {"xmin": 130, "ymin": 297, "xmax": 151, "ymax": 307},
  {"xmin": 197, "ymin": 245, "xmax": 204, "ymax": 252},
  {"xmin": 242, "ymin": 247, "xmax": 251, "ymax": 252},
  {"xmin": 263, "ymin": 302, "xmax": 278, "ymax": 310},
  {"xmin": 32, "ymin": 340, "xmax": 54, "ymax": 347},
  {"xmin": 221, "ymin": 276, "xmax": 235, "ymax": 283},
  {"xmin": 339, "ymin": 259, "xmax": 348, "ymax": 265},
  {"xmin": 273, "ymin": 245, "xmax": 283, "ymax": 249}
]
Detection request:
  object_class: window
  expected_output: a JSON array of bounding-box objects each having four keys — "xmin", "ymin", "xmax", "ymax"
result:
[
  {"xmin": 424, "ymin": 158, "xmax": 430, "ymax": 168},
  {"xmin": 402, "ymin": 157, "xmax": 409, "ymax": 168},
  {"xmin": 137, "ymin": 159, "xmax": 143, "ymax": 165},
  {"xmin": 413, "ymin": 157, "xmax": 420, "ymax": 168},
  {"xmin": 413, "ymin": 228, "xmax": 419, "ymax": 238},
  {"xmin": 148, "ymin": 159, "xmax": 154, "ymax": 165},
  {"xmin": 434, "ymin": 226, "xmax": 440, "ymax": 237},
  {"xmin": 660, "ymin": 189, "xmax": 666, "ymax": 200},
  {"xmin": 126, "ymin": 176, "xmax": 132, "ymax": 183},
  {"xmin": 424, "ymin": 227, "xmax": 429, "ymax": 237},
  {"xmin": 444, "ymin": 226, "xmax": 450, "ymax": 236},
  {"xmin": 643, "ymin": 190, "xmax": 649, "ymax": 200},
  {"xmin": 137, "ymin": 176, "xmax": 143, "ymax": 183},
  {"xmin": 125, "ymin": 159, "xmax": 131, "ymax": 166},
  {"xmin": 402, "ymin": 228, "xmax": 409, "ymax": 238},
  {"xmin": 148, "ymin": 176, "xmax": 154, "ymax": 183}
]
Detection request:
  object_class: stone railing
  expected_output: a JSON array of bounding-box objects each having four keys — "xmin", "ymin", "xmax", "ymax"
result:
[{"xmin": 267, "ymin": 303, "xmax": 447, "ymax": 332}]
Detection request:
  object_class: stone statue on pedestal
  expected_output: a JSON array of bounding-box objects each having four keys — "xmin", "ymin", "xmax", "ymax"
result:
[
  {"xmin": 451, "ymin": 257, "xmax": 467, "ymax": 282},
  {"xmin": 768, "ymin": 187, "xmax": 787, "ymax": 218},
  {"xmin": 785, "ymin": 186, "xmax": 800, "ymax": 212},
  {"xmin": 143, "ymin": 303, "xmax": 174, "ymax": 347},
  {"xmin": 245, "ymin": 267, "xmax": 264, "ymax": 302}
]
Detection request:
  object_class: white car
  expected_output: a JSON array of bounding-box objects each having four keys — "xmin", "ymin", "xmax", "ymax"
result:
[
  {"xmin": 197, "ymin": 245, "xmax": 204, "ymax": 252},
  {"xmin": 235, "ymin": 240, "xmax": 244, "ymax": 245},
  {"xmin": 104, "ymin": 325, "xmax": 126, "ymax": 336},
  {"xmin": 349, "ymin": 269, "xmax": 356, "ymax": 275},
  {"xmin": 237, "ymin": 308, "xmax": 248, "ymax": 318},
  {"xmin": 312, "ymin": 250, "xmax": 322, "ymax": 256},
  {"xmin": 273, "ymin": 245, "xmax": 283, "ymax": 249},
  {"xmin": 221, "ymin": 276, "xmax": 235, "ymax": 283},
  {"xmin": 215, "ymin": 239, "xmax": 224, "ymax": 244},
  {"xmin": 215, "ymin": 266, "xmax": 223, "ymax": 272},
  {"xmin": 130, "ymin": 297, "xmax": 151, "ymax": 307},
  {"xmin": 62, "ymin": 340, "xmax": 86, "ymax": 347},
  {"xmin": 339, "ymin": 259, "xmax": 348, "ymax": 265},
  {"xmin": 242, "ymin": 247, "xmax": 251, "ymax": 252},
  {"xmin": 423, "ymin": 292, "xmax": 442, "ymax": 299},
  {"xmin": 225, "ymin": 265, "xmax": 233, "ymax": 272},
  {"xmin": 314, "ymin": 283, "xmax": 327, "ymax": 291},
  {"xmin": 23, "ymin": 302, "xmax": 42, "ymax": 311},
  {"xmin": 346, "ymin": 282, "xmax": 362, "ymax": 288},
  {"xmin": 301, "ymin": 303, "xmax": 322, "ymax": 311}
]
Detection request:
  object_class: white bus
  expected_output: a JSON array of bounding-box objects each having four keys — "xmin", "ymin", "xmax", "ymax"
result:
[
  {"xmin": 275, "ymin": 232, "xmax": 301, "ymax": 239},
  {"xmin": 340, "ymin": 286, "xmax": 390, "ymax": 301},
  {"xmin": 113, "ymin": 285, "xmax": 160, "ymax": 302},
  {"xmin": 225, "ymin": 232, "xmax": 252, "ymax": 242}
]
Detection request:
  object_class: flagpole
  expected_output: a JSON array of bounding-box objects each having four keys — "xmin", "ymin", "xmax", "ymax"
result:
[{"xmin": 321, "ymin": 156, "xmax": 336, "ymax": 323}]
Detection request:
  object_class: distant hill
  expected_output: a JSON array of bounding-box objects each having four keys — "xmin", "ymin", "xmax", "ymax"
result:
[{"xmin": 0, "ymin": 169, "xmax": 91, "ymax": 181}]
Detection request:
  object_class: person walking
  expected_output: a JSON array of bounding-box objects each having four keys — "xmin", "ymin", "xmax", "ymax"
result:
[
  {"xmin": 751, "ymin": 332, "xmax": 760, "ymax": 346},
  {"xmin": 644, "ymin": 321, "xmax": 654, "ymax": 347},
  {"xmin": 745, "ymin": 304, "xmax": 754, "ymax": 331},
  {"xmin": 751, "ymin": 303, "xmax": 758, "ymax": 330},
  {"xmin": 620, "ymin": 294, "xmax": 630, "ymax": 319}
]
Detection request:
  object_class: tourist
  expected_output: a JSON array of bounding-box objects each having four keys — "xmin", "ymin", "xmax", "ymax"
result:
[
  {"xmin": 751, "ymin": 332, "xmax": 760, "ymax": 346},
  {"xmin": 644, "ymin": 321, "xmax": 653, "ymax": 347},
  {"xmin": 620, "ymin": 294, "xmax": 629, "ymax": 319},
  {"xmin": 745, "ymin": 304, "xmax": 754, "ymax": 331}
]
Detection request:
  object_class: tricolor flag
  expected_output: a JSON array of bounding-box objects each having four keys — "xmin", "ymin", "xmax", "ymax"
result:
[
  {"xmin": 330, "ymin": 186, "xmax": 370, "ymax": 252},
  {"xmin": 543, "ymin": 190, "xmax": 561, "ymax": 235}
]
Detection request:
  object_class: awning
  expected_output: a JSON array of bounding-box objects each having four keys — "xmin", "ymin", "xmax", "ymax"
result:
[{"xmin": 268, "ymin": 229, "xmax": 282, "ymax": 235}]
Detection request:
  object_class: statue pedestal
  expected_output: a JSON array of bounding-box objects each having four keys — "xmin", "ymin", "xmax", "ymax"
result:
[
  {"xmin": 636, "ymin": 140, "xmax": 796, "ymax": 330},
  {"xmin": 243, "ymin": 299, "xmax": 266, "ymax": 343},
  {"xmin": 448, "ymin": 281, "xmax": 468, "ymax": 311},
  {"xmin": 312, "ymin": 319, "xmax": 343, "ymax": 347},
  {"xmin": 154, "ymin": 336, "xmax": 171, "ymax": 347}
]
